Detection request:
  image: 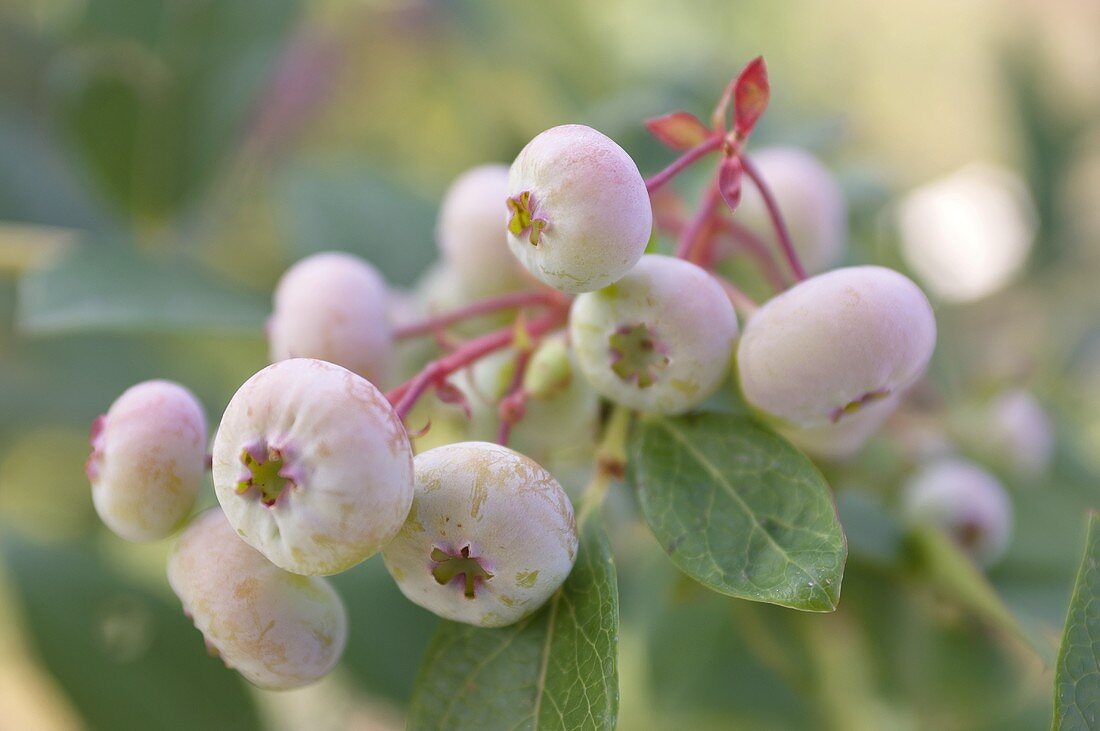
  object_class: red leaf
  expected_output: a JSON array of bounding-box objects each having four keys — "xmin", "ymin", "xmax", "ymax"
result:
[
  {"xmin": 733, "ymin": 56, "xmax": 769, "ymax": 138},
  {"xmin": 718, "ymin": 156, "xmax": 743, "ymax": 213},
  {"xmin": 644, "ymin": 111, "xmax": 712, "ymax": 150}
]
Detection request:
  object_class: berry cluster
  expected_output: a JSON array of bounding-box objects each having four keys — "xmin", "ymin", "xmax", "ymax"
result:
[{"xmin": 85, "ymin": 57, "xmax": 1012, "ymax": 691}]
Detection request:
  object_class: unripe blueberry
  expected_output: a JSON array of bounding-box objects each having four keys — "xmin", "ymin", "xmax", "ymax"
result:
[
  {"xmin": 569, "ymin": 255, "xmax": 738, "ymax": 415},
  {"xmin": 87, "ymin": 380, "xmax": 206, "ymax": 542},
  {"xmin": 268, "ymin": 252, "xmax": 394, "ymax": 386},
  {"xmin": 737, "ymin": 266, "xmax": 936, "ymax": 458},
  {"xmin": 522, "ymin": 334, "xmax": 574, "ymax": 400},
  {"xmin": 212, "ymin": 358, "xmax": 414, "ymax": 576},
  {"xmin": 737, "ymin": 147, "xmax": 847, "ymax": 274},
  {"xmin": 168, "ymin": 509, "xmax": 347, "ymax": 690},
  {"xmin": 506, "ymin": 124, "xmax": 652, "ymax": 293},
  {"xmin": 383, "ymin": 442, "xmax": 578, "ymax": 627},
  {"xmin": 902, "ymin": 458, "xmax": 1013, "ymax": 567},
  {"xmin": 437, "ymin": 164, "xmax": 531, "ymax": 297}
]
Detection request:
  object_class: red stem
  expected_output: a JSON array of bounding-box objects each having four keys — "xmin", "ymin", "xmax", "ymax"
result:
[
  {"xmin": 739, "ymin": 154, "xmax": 807, "ymax": 281},
  {"xmin": 394, "ymin": 290, "xmax": 561, "ymax": 340},
  {"xmin": 675, "ymin": 176, "xmax": 722, "ymax": 260},
  {"xmin": 387, "ymin": 308, "xmax": 566, "ymax": 422},
  {"xmin": 495, "ymin": 350, "xmax": 532, "ymax": 446},
  {"xmin": 645, "ymin": 135, "xmax": 723, "ymax": 194}
]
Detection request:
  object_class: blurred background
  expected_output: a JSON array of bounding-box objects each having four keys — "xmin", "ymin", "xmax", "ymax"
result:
[{"xmin": 1, "ymin": 0, "xmax": 1099, "ymax": 729}]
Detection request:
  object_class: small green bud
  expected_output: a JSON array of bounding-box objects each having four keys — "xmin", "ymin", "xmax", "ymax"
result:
[{"xmin": 522, "ymin": 336, "xmax": 574, "ymax": 400}]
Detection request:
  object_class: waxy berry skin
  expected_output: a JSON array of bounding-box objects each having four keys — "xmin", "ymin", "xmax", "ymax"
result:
[
  {"xmin": 212, "ymin": 358, "xmax": 414, "ymax": 576},
  {"xmin": 570, "ymin": 255, "xmax": 738, "ymax": 415},
  {"xmin": 737, "ymin": 266, "xmax": 936, "ymax": 458},
  {"xmin": 902, "ymin": 458, "xmax": 1013, "ymax": 567},
  {"xmin": 382, "ymin": 442, "xmax": 578, "ymax": 628},
  {"xmin": 738, "ymin": 147, "xmax": 848, "ymax": 274},
  {"xmin": 87, "ymin": 380, "xmax": 207, "ymax": 542},
  {"xmin": 437, "ymin": 164, "xmax": 531, "ymax": 297},
  {"xmin": 506, "ymin": 124, "xmax": 653, "ymax": 294},
  {"xmin": 168, "ymin": 509, "xmax": 348, "ymax": 690},
  {"xmin": 268, "ymin": 252, "xmax": 394, "ymax": 386}
]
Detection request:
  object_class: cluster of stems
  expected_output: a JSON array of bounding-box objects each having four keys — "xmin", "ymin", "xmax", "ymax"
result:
[{"xmin": 386, "ymin": 149, "xmax": 803, "ymax": 431}]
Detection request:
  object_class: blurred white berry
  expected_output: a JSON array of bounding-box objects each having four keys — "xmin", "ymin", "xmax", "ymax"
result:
[
  {"xmin": 87, "ymin": 380, "xmax": 207, "ymax": 542},
  {"xmin": 437, "ymin": 164, "xmax": 531, "ymax": 297},
  {"xmin": 987, "ymin": 389, "xmax": 1055, "ymax": 475},
  {"xmin": 897, "ymin": 163, "xmax": 1036, "ymax": 304},
  {"xmin": 902, "ymin": 458, "xmax": 1013, "ymax": 567},
  {"xmin": 268, "ymin": 252, "xmax": 394, "ymax": 386},
  {"xmin": 169, "ymin": 509, "xmax": 347, "ymax": 690}
]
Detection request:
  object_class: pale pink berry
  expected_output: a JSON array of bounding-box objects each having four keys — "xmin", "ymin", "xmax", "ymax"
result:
[
  {"xmin": 268, "ymin": 252, "xmax": 394, "ymax": 386},
  {"xmin": 212, "ymin": 358, "xmax": 413, "ymax": 576},
  {"xmin": 168, "ymin": 509, "xmax": 347, "ymax": 690},
  {"xmin": 737, "ymin": 266, "xmax": 936, "ymax": 458},
  {"xmin": 570, "ymin": 255, "xmax": 738, "ymax": 415},
  {"xmin": 437, "ymin": 164, "xmax": 531, "ymax": 297},
  {"xmin": 902, "ymin": 458, "xmax": 1013, "ymax": 567},
  {"xmin": 383, "ymin": 442, "xmax": 578, "ymax": 627},
  {"xmin": 507, "ymin": 124, "xmax": 652, "ymax": 293},
  {"xmin": 87, "ymin": 380, "xmax": 206, "ymax": 542},
  {"xmin": 987, "ymin": 389, "xmax": 1054, "ymax": 476}
]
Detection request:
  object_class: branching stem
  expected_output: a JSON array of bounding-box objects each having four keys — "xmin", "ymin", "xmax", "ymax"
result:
[
  {"xmin": 394, "ymin": 290, "xmax": 562, "ymax": 340},
  {"xmin": 740, "ymin": 154, "xmax": 807, "ymax": 281},
  {"xmin": 577, "ymin": 406, "xmax": 632, "ymax": 526},
  {"xmin": 675, "ymin": 175, "xmax": 722, "ymax": 260},
  {"xmin": 387, "ymin": 307, "xmax": 567, "ymax": 422},
  {"xmin": 645, "ymin": 135, "xmax": 723, "ymax": 194}
]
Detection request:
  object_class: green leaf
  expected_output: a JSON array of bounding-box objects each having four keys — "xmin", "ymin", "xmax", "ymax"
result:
[
  {"xmin": 0, "ymin": 107, "xmax": 111, "ymax": 230},
  {"xmin": 408, "ymin": 517, "xmax": 619, "ymax": 730},
  {"xmin": 1054, "ymin": 513, "xmax": 1100, "ymax": 730},
  {"xmin": 17, "ymin": 240, "xmax": 268, "ymax": 335},
  {"xmin": 628, "ymin": 412, "xmax": 846, "ymax": 612},
  {"xmin": 0, "ymin": 533, "xmax": 262, "ymax": 731},
  {"xmin": 54, "ymin": 0, "xmax": 299, "ymax": 217}
]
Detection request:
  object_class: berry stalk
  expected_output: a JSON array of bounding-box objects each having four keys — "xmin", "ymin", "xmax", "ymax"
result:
[
  {"xmin": 388, "ymin": 307, "xmax": 568, "ymax": 422},
  {"xmin": 740, "ymin": 154, "xmax": 807, "ymax": 282},
  {"xmin": 675, "ymin": 175, "xmax": 722, "ymax": 260},
  {"xmin": 394, "ymin": 290, "xmax": 564, "ymax": 340},
  {"xmin": 645, "ymin": 135, "xmax": 723, "ymax": 194},
  {"xmin": 495, "ymin": 349, "xmax": 532, "ymax": 447},
  {"xmin": 577, "ymin": 406, "xmax": 631, "ymax": 525}
]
